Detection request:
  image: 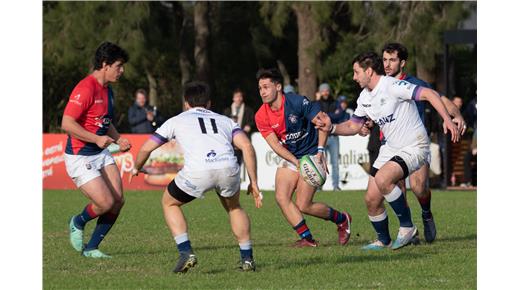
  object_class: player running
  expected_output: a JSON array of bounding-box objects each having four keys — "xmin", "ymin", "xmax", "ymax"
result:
[
  {"xmin": 316, "ymin": 52, "xmax": 459, "ymax": 250},
  {"xmin": 255, "ymin": 68, "xmax": 352, "ymax": 248},
  {"xmin": 376, "ymin": 42, "xmax": 466, "ymax": 243},
  {"xmin": 131, "ymin": 81, "xmax": 262, "ymax": 273},
  {"xmin": 62, "ymin": 42, "xmax": 131, "ymax": 258}
]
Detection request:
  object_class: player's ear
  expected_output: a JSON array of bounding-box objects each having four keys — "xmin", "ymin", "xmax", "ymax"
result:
[
  {"xmin": 400, "ymin": 59, "xmax": 406, "ymax": 70},
  {"xmin": 276, "ymin": 83, "xmax": 282, "ymax": 92}
]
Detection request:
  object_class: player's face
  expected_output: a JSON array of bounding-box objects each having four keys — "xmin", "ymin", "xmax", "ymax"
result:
[
  {"xmin": 258, "ymin": 78, "xmax": 281, "ymax": 104},
  {"xmin": 105, "ymin": 60, "xmax": 125, "ymax": 83},
  {"xmin": 383, "ymin": 51, "xmax": 403, "ymax": 77},
  {"xmin": 352, "ymin": 62, "xmax": 370, "ymax": 89}
]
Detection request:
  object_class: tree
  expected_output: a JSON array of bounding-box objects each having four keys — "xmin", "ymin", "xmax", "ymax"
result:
[{"xmin": 194, "ymin": 1, "xmax": 211, "ymax": 83}]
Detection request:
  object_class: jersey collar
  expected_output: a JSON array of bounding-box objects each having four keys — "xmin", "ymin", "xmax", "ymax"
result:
[{"xmin": 398, "ymin": 73, "xmax": 407, "ymax": 80}]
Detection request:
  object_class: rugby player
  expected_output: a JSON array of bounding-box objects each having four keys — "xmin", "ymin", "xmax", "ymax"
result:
[
  {"xmin": 62, "ymin": 42, "xmax": 131, "ymax": 258},
  {"xmin": 317, "ymin": 52, "xmax": 459, "ymax": 250},
  {"xmin": 131, "ymin": 81, "xmax": 262, "ymax": 273},
  {"xmin": 376, "ymin": 42, "xmax": 466, "ymax": 243},
  {"xmin": 255, "ymin": 68, "xmax": 352, "ymax": 248}
]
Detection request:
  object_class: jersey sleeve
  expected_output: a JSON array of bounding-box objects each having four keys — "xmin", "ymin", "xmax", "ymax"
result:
[
  {"xmin": 351, "ymin": 97, "xmax": 368, "ymax": 124},
  {"xmin": 63, "ymin": 84, "xmax": 94, "ymax": 120},
  {"xmin": 255, "ymin": 108, "xmax": 274, "ymax": 138},
  {"xmin": 300, "ymin": 96, "xmax": 321, "ymax": 121},
  {"xmin": 230, "ymin": 119, "xmax": 243, "ymax": 138},
  {"xmin": 151, "ymin": 118, "xmax": 175, "ymax": 145},
  {"xmin": 389, "ymin": 79, "xmax": 423, "ymax": 101}
]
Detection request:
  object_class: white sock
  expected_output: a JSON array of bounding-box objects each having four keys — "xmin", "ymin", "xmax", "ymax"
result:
[
  {"xmin": 239, "ymin": 240, "xmax": 252, "ymax": 250},
  {"xmin": 384, "ymin": 185, "xmax": 402, "ymax": 203},
  {"xmin": 368, "ymin": 210, "xmax": 388, "ymax": 222},
  {"xmin": 174, "ymin": 233, "xmax": 189, "ymax": 245}
]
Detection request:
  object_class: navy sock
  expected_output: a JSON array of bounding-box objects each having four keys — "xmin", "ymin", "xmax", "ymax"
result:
[
  {"xmin": 85, "ymin": 212, "xmax": 119, "ymax": 251},
  {"xmin": 73, "ymin": 204, "xmax": 98, "ymax": 230},
  {"xmin": 418, "ymin": 189, "xmax": 432, "ymax": 217},
  {"xmin": 385, "ymin": 185, "xmax": 413, "ymax": 228},
  {"xmin": 239, "ymin": 241, "xmax": 253, "ymax": 260},
  {"xmin": 368, "ymin": 211, "xmax": 391, "ymax": 245},
  {"xmin": 328, "ymin": 207, "xmax": 346, "ymax": 225},
  {"xmin": 293, "ymin": 219, "xmax": 313, "ymax": 240},
  {"xmin": 175, "ymin": 233, "xmax": 193, "ymax": 254}
]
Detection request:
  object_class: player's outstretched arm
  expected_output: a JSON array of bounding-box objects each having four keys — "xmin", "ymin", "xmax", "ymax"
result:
[
  {"xmin": 131, "ymin": 138, "xmax": 163, "ymax": 180},
  {"xmin": 418, "ymin": 88, "xmax": 460, "ymax": 143},
  {"xmin": 61, "ymin": 115, "xmax": 114, "ymax": 149},
  {"xmin": 440, "ymin": 96, "xmax": 467, "ymax": 135},
  {"xmin": 331, "ymin": 120, "xmax": 363, "ymax": 136},
  {"xmin": 233, "ymin": 131, "xmax": 262, "ymax": 208},
  {"xmin": 264, "ymin": 133, "xmax": 299, "ymax": 167}
]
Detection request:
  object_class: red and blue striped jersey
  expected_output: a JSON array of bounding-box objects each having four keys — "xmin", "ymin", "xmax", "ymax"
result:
[
  {"xmin": 63, "ymin": 75, "xmax": 114, "ymax": 155},
  {"xmin": 255, "ymin": 93, "xmax": 321, "ymax": 159}
]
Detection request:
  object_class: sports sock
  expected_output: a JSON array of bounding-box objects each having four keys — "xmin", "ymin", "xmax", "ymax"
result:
[
  {"xmin": 84, "ymin": 211, "xmax": 119, "ymax": 251},
  {"xmin": 174, "ymin": 233, "xmax": 193, "ymax": 254},
  {"xmin": 293, "ymin": 219, "xmax": 313, "ymax": 240},
  {"xmin": 417, "ymin": 189, "xmax": 432, "ymax": 217},
  {"xmin": 384, "ymin": 185, "xmax": 413, "ymax": 228},
  {"xmin": 368, "ymin": 210, "xmax": 391, "ymax": 245},
  {"xmin": 73, "ymin": 203, "xmax": 98, "ymax": 230},
  {"xmin": 328, "ymin": 207, "xmax": 346, "ymax": 225},
  {"xmin": 239, "ymin": 240, "xmax": 253, "ymax": 260}
]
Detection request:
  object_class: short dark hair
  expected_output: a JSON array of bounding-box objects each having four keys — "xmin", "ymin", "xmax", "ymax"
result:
[
  {"xmin": 93, "ymin": 42, "xmax": 129, "ymax": 70},
  {"xmin": 382, "ymin": 42, "xmax": 408, "ymax": 61},
  {"xmin": 352, "ymin": 52, "xmax": 385, "ymax": 75},
  {"xmin": 135, "ymin": 88, "xmax": 147, "ymax": 98},
  {"xmin": 232, "ymin": 88, "xmax": 244, "ymax": 95},
  {"xmin": 256, "ymin": 68, "xmax": 283, "ymax": 85},
  {"xmin": 183, "ymin": 81, "xmax": 210, "ymax": 107}
]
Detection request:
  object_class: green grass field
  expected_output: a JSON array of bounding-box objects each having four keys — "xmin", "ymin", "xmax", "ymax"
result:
[{"xmin": 43, "ymin": 189, "xmax": 476, "ymax": 289}]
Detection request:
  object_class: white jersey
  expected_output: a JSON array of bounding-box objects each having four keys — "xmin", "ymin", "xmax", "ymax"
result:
[
  {"xmin": 154, "ymin": 107, "xmax": 241, "ymax": 172},
  {"xmin": 353, "ymin": 76, "xmax": 429, "ymax": 149}
]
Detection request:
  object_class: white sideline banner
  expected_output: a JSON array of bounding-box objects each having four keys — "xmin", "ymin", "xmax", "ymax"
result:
[{"xmin": 240, "ymin": 132, "xmax": 370, "ymax": 191}]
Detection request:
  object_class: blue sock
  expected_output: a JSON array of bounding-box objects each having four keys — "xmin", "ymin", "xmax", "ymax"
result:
[
  {"xmin": 85, "ymin": 212, "xmax": 119, "ymax": 251},
  {"xmin": 239, "ymin": 241, "xmax": 253, "ymax": 260},
  {"xmin": 293, "ymin": 219, "xmax": 313, "ymax": 240},
  {"xmin": 175, "ymin": 233, "xmax": 193, "ymax": 254},
  {"xmin": 368, "ymin": 211, "xmax": 391, "ymax": 245},
  {"xmin": 73, "ymin": 204, "xmax": 98, "ymax": 230},
  {"xmin": 385, "ymin": 185, "xmax": 413, "ymax": 228},
  {"xmin": 328, "ymin": 207, "xmax": 346, "ymax": 224}
]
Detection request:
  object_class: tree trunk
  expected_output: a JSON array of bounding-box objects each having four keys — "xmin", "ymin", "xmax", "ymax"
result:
[
  {"xmin": 146, "ymin": 70, "xmax": 158, "ymax": 106},
  {"xmin": 292, "ymin": 3, "xmax": 320, "ymax": 99},
  {"xmin": 194, "ymin": 1, "xmax": 210, "ymax": 83},
  {"xmin": 174, "ymin": 2, "xmax": 192, "ymax": 86}
]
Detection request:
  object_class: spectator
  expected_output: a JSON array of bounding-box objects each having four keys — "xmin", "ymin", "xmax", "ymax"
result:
[
  {"xmin": 338, "ymin": 95, "xmax": 354, "ymax": 119},
  {"xmin": 284, "ymin": 85, "xmax": 296, "ymax": 94},
  {"xmin": 463, "ymin": 98, "xmax": 477, "ymax": 131},
  {"xmin": 128, "ymin": 89, "xmax": 164, "ymax": 133},
  {"xmin": 317, "ymin": 83, "xmax": 347, "ymax": 191},
  {"xmin": 223, "ymin": 88, "xmax": 256, "ymax": 165}
]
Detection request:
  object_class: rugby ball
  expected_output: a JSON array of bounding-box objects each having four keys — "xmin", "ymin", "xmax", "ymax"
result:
[{"xmin": 299, "ymin": 154, "xmax": 327, "ymax": 187}]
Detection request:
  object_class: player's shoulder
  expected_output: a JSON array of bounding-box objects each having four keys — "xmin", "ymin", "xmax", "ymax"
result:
[
  {"xmin": 255, "ymin": 103, "xmax": 269, "ymax": 119},
  {"xmin": 285, "ymin": 92, "xmax": 310, "ymax": 104},
  {"xmin": 405, "ymin": 75, "xmax": 430, "ymax": 88}
]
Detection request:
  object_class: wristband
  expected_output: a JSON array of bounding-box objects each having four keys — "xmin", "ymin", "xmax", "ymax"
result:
[
  {"xmin": 330, "ymin": 124, "xmax": 337, "ymax": 134},
  {"xmin": 317, "ymin": 146, "xmax": 325, "ymax": 153}
]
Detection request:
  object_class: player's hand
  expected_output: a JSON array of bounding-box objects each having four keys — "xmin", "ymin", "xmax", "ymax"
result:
[
  {"xmin": 247, "ymin": 183, "xmax": 263, "ymax": 208},
  {"xmin": 128, "ymin": 167, "xmax": 145, "ymax": 183},
  {"xmin": 316, "ymin": 151, "xmax": 329, "ymax": 174},
  {"xmin": 443, "ymin": 119, "xmax": 460, "ymax": 143},
  {"xmin": 96, "ymin": 135, "xmax": 115, "ymax": 149},
  {"xmin": 314, "ymin": 112, "xmax": 331, "ymax": 132},
  {"xmin": 117, "ymin": 137, "xmax": 132, "ymax": 152},
  {"xmin": 452, "ymin": 116, "xmax": 467, "ymax": 136},
  {"xmin": 359, "ymin": 121, "xmax": 372, "ymax": 137}
]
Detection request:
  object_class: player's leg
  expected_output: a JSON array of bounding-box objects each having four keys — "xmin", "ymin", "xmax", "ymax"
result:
[
  {"xmin": 162, "ymin": 179, "xmax": 197, "ymax": 273},
  {"xmin": 82, "ymin": 164, "xmax": 125, "ymax": 257},
  {"xmin": 375, "ymin": 158, "xmax": 418, "ymax": 250},
  {"xmin": 410, "ymin": 163, "xmax": 436, "ymax": 243},
  {"xmin": 70, "ymin": 176, "xmax": 115, "ymax": 254},
  {"xmin": 218, "ymin": 191, "xmax": 255, "ymax": 271},
  {"xmin": 294, "ymin": 176, "xmax": 352, "ymax": 245},
  {"xmin": 362, "ymin": 174, "xmax": 391, "ymax": 250},
  {"xmin": 274, "ymin": 166, "xmax": 317, "ymax": 246}
]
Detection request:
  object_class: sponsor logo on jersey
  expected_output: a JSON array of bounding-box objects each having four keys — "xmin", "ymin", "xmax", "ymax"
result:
[
  {"xmin": 302, "ymin": 98, "xmax": 310, "ymax": 105},
  {"xmin": 380, "ymin": 98, "xmax": 387, "ymax": 106},
  {"xmin": 74, "ymin": 94, "xmax": 81, "ymax": 100},
  {"xmin": 376, "ymin": 114, "xmax": 396, "ymax": 126},
  {"xmin": 288, "ymin": 114, "xmax": 298, "ymax": 124},
  {"xmin": 362, "ymin": 103, "xmax": 371, "ymax": 108},
  {"xmin": 184, "ymin": 180, "xmax": 197, "ymax": 190},
  {"xmin": 271, "ymin": 123, "xmax": 279, "ymax": 129},
  {"xmin": 95, "ymin": 99, "xmax": 104, "ymax": 104},
  {"xmin": 85, "ymin": 163, "xmax": 92, "ymax": 170},
  {"xmin": 285, "ymin": 131, "xmax": 309, "ymax": 143},
  {"xmin": 206, "ymin": 150, "xmax": 217, "ymax": 158}
]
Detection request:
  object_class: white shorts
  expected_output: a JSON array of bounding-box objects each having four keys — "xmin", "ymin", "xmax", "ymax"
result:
[
  {"xmin": 278, "ymin": 160, "xmax": 298, "ymax": 172},
  {"xmin": 373, "ymin": 144, "xmax": 430, "ymax": 177},
  {"xmin": 64, "ymin": 149, "xmax": 115, "ymax": 187},
  {"xmin": 175, "ymin": 166, "xmax": 241, "ymax": 199}
]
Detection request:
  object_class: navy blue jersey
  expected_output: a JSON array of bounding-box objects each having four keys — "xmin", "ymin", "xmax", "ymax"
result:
[{"xmin": 255, "ymin": 93, "xmax": 321, "ymax": 159}]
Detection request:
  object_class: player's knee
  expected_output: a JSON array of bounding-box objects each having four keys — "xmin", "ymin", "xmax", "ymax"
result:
[
  {"xmin": 295, "ymin": 201, "xmax": 311, "ymax": 214},
  {"xmin": 97, "ymin": 196, "xmax": 115, "ymax": 213},
  {"xmin": 374, "ymin": 176, "xmax": 392, "ymax": 194},
  {"xmin": 275, "ymin": 193, "xmax": 290, "ymax": 207},
  {"xmin": 364, "ymin": 194, "xmax": 379, "ymax": 211}
]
